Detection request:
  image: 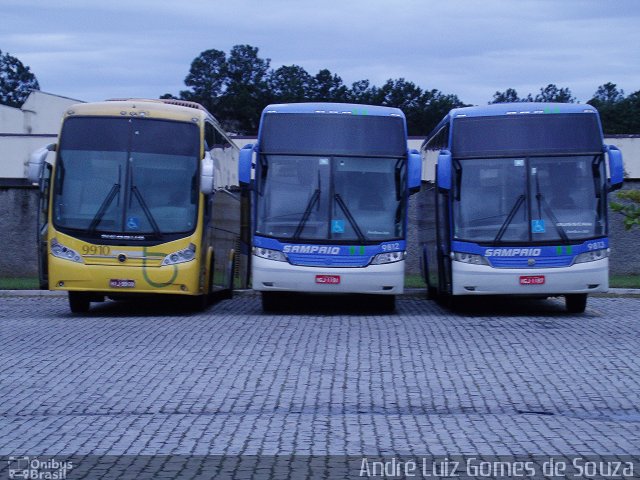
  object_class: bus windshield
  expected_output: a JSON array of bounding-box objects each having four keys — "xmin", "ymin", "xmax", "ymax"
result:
[
  {"xmin": 453, "ymin": 155, "xmax": 607, "ymax": 243},
  {"xmin": 256, "ymin": 155, "xmax": 405, "ymax": 242},
  {"xmin": 53, "ymin": 117, "xmax": 199, "ymax": 238}
]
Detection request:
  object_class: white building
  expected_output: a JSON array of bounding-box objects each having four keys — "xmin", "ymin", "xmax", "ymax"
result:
[{"xmin": 0, "ymin": 91, "xmax": 82, "ymax": 184}]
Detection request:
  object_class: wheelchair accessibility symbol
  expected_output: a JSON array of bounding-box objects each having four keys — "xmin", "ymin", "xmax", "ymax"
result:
[
  {"xmin": 126, "ymin": 216, "xmax": 140, "ymax": 230},
  {"xmin": 532, "ymin": 219, "xmax": 546, "ymax": 234}
]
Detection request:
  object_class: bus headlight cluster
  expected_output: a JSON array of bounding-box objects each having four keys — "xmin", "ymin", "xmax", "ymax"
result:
[
  {"xmin": 50, "ymin": 238, "xmax": 83, "ymax": 263},
  {"xmin": 574, "ymin": 248, "xmax": 609, "ymax": 264},
  {"xmin": 253, "ymin": 247, "xmax": 288, "ymax": 262},
  {"xmin": 453, "ymin": 252, "xmax": 489, "ymax": 265},
  {"xmin": 371, "ymin": 251, "xmax": 405, "ymax": 265},
  {"xmin": 162, "ymin": 243, "xmax": 196, "ymax": 266}
]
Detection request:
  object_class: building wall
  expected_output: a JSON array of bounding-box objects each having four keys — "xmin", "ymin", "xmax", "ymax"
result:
[
  {"xmin": 0, "ymin": 135, "xmax": 57, "ymax": 178},
  {"xmin": 0, "ymin": 91, "xmax": 81, "ymax": 181},
  {"xmin": 21, "ymin": 92, "xmax": 80, "ymax": 134}
]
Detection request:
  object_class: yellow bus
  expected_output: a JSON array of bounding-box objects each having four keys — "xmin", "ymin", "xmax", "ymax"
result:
[{"xmin": 28, "ymin": 98, "xmax": 248, "ymax": 313}]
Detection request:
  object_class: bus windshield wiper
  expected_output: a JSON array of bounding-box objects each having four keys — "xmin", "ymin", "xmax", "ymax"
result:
[
  {"xmin": 534, "ymin": 171, "xmax": 569, "ymax": 243},
  {"xmin": 293, "ymin": 189, "xmax": 320, "ymax": 239},
  {"xmin": 334, "ymin": 193, "xmax": 366, "ymax": 243},
  {"xmin": 494, "ymin": 194, "xmax": 525, "ymax": 243},
  {"xmin": 536, "ymin": 192, "xmax": 569, "ymax": 243},
  {"xmin": 130, "ymin": 185, "xmax": 161, "ymax": 237},
  {"xmin": 88, "ymin": 183, "xmax": 120, "ymax": 234}
]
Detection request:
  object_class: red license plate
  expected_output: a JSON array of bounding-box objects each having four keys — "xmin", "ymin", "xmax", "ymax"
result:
[
  {"xmin": 520, "ymin": 275, "xmax": 545, "ymax": 285},
  {"xmin": 315, "ymin": 275, "xmax": 340, "ymax": 285},
  {"xmin": 110, "ymin": 279, "xmax": 135, "ymax": 288}
]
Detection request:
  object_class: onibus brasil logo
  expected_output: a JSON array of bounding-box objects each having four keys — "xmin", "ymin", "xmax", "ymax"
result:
[{"xmin": 7, "ymin": 456, "xmax": 73, "ymax": 479}]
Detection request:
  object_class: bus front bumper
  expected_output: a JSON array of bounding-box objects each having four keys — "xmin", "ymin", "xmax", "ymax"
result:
[
  {"xmin": 252, "ymin": 256, "xmax": 404, "ymax": 295},
  {"xmin": 451, "ymin": 258, "xmax": 609, "ymax": 296},
  {"xmin": 48, "ymin": 256, "xmax": 202, "ymax": 295}
]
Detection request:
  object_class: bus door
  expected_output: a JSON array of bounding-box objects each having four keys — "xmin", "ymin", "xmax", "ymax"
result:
[{"xmin": 37, "ymin": 163, "xmax": 52, "ymax": 289}]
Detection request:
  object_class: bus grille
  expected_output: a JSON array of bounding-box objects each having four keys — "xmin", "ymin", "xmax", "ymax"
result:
[{"xmin": 287, "ymin": 254, "xmax": 371, "ymax": 268}]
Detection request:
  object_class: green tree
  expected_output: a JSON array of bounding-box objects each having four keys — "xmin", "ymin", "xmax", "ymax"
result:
[
  {"xmin": 611, "ymin": 190, "xmax": 640, "ymax": 230},
  {"xmin": 0, "ymin": 49, "xmax": 40, "ymax": 108},
  {"xmin": 591, "ymin": 82, "xmax": 625, "ymax": 103},
  {"xmin": 371, "ymin": 78, "xmax": 425, "ymax": 134},
  {"xmin": 490, "ymin": 88, "xmax": 521, "ymax": 104},
  {"xmin": 220, "ymin": 45, "xmax": 271, "ymax": 134},
  {"xmin": 620, "ymin": 90, "xmax": 640, "ymax": 132},
  {"xmin": 418, "ymin": 89, "xmax": 466, "ymax": 135},
  {"xmin": 348, "ymin": 79, "xmax": 379, "ymax": 104},
  {"xmin": 267, "ymin": 65, "xmax": 313, "ymax": 103},
  {"xmin": 588, "ymin": 83, "xmax": 626, "ymax": 134},
  {"xmin": 534, "ymin": 84, "xmax": 575, "ymax": 103},
  {"xmin": 310, "ymin": 69, "xmax": 349, "ymax": 102},
  {"xmin": 180, "ymin": 49, "xmax": 227, "ymax": 112}
]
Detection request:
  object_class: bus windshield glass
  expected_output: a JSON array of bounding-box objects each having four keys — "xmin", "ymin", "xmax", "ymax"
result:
[
  {"xmin": 256, "ymin": 155, "xmax": 405, "ymax": 242},
  {"xmin": 453, "ymin": 155, "xmax": 607, "ymax": 243},
  {"xmin": 53, "ymin": 117, "xmax": 199, "ymax": 237}
]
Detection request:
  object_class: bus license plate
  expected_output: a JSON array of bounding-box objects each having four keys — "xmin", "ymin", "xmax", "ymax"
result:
[
  {"xmin": 316, "ymin": 275, "xmax": 340, "ymax": 285},
  {"xmin": 520, "ymin": 275, "xmax": 545, "ymax": 285},
  {"xmin": 110, "ymin": 279, "xmax": 135, "ymax": 288}
]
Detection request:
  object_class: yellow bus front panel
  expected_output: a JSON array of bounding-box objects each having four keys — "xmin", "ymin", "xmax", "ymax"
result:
[{"xmin": 47, "ymin": 231, "xmax": 206, "ymax": 296}]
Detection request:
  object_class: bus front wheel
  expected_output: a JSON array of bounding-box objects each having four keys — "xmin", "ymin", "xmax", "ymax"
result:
[
  {"xmin": 68, "ymin": 292, "xmax": 90, "ymax": 314},
  {"xmin": 375, "ymin": 295, "xmax": 396, "ymax": 313},
  {"xmin": 565, "ymin": 294, "xmax": 587, "ymax": 313},
  {"xmin": 261, "ymin": 291, "xmax": 283, "ymax": 312}
]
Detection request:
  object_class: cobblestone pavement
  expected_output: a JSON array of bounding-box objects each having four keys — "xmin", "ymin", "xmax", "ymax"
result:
[{"xmin": 0, "ymin": 293, "xmax": 638, "ymax": 464}]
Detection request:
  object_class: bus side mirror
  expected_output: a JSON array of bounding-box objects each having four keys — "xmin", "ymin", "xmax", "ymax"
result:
[
  {"xmin": 239, "ymin": 144, "xmax": 254, "ymax": 186},
  {"xmin": 408, "ymin": 149, "xmax": 421, "ymax": 194},
  {"xmin": 437, "ymin": 150, "xmax": 452, "ymax": 190},
  {"xmin": 27, "ymin": 143, "xmax": 56, "ymax": 184},
  {"xmin": 607, "ymin": 145, "xmax": 624, "ymax": 191},
  {"xmin": 200, "ymin": 151, "xmax": 215, "ymax": 195}
]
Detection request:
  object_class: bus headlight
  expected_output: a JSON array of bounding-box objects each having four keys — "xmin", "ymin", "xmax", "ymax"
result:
[
  {"xmin": 453, "ymin": 252, "xmax": 489, "ymax": 265},
  {"xmin": 50, "ymin": 238, "xmax": 83, "ymax": 263},
  {"xmin": 253, "ymin": 247, "xmax": 288, "ymax": 262},
  {"xmin": 162, "ymin": 243, "xmax": 196, "ymax": 266},
  {"xmin": 371, "ymin": 251, "xmax": 405, "ymax": 265},
  {"xmin": 574, "ymin": 248, "xmax": 608, "ymax": 264}
]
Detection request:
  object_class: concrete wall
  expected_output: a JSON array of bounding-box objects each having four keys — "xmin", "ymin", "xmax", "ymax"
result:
[{"xmin": 0, "ymin": 186, "xmax": 39, "ymax": 277}]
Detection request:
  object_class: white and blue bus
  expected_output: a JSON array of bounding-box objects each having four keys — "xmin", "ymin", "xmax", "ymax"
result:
[
  {"xmin": 239, "ymin": 103, "xmax": 421, "ymax": 311},
  {"xmin": 420, "ymin": 103, "xmax": 624, "ymax": 313}
]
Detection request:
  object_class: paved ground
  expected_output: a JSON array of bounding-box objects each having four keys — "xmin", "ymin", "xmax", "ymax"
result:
[{"xmin": 0, "ymin": 292, "xmax": 638, "ymax": 477}]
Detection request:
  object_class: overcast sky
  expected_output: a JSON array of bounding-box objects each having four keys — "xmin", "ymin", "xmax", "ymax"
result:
[{"xmin": 2, "ymin": 0, "xmax": 639, "ymax": 106}]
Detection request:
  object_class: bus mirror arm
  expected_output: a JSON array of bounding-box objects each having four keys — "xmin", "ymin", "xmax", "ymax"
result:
[
  {"xmin": 27, "ymin": 143, "xmax": 56, "ymax": 184},
  {"xmin": 606, "ymin": 145, "xmax": 624, "ymax": 191},
  {"xmin": 200, "ymin": 151, "xmax": 215, "ymax": 195},
  {"xmin": 239, "ymin": 144, "xmax": 254, "ymax": 186}
]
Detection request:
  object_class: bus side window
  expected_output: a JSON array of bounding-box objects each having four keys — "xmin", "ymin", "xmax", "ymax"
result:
[{"xmin": 205, "ymin": 122, "xmax": 215, "ymax": 153}]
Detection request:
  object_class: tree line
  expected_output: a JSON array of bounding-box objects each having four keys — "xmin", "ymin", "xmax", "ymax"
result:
[{"xmin": 2, "ymin": 45, "xmax": 640, "ymax": 136}]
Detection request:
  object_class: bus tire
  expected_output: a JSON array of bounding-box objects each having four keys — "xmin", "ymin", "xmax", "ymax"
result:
[
  {"xmin": 206, "ymin": 254, "xmax": 215, "ymax": 303},
  {"xmin": 224, "ymin": 250, "xmax": 236, "ymax": 300},
  {"xmin": 437, "ymin": 292, "xmax": 456, "ymax": 310},
  {"xmin": 565, "ymin": 294, "xmax": 587, "ymax": 313},
  {"xmin": 187, "ymin": 294, "xmax": 208, "ymax": 312},
  {"xmin": 261, "ymin": 291, "xmax": 281, "ymax": 312},
  {"xmin": 68, "ymin": 292, "xmax": 90, "ymax": 314},
  {"xmin": 377, "ymin": 295, "xmax": 396, "ymax": 313}
]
